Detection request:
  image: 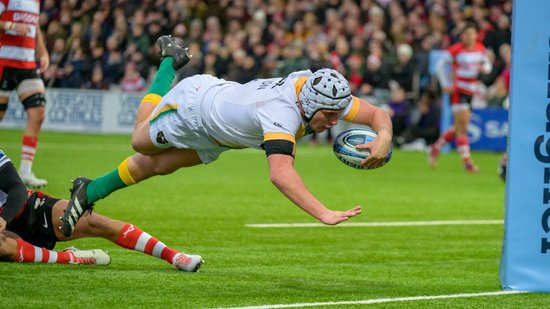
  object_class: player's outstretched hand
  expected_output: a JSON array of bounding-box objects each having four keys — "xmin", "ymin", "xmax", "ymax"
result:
[
  {"xmin": 319, "ymin": 206, "xmax": 362, "ymax": 225},
  {"xmin": 0, "ymin": 217, "xmax": 6, "ymax": 232}
]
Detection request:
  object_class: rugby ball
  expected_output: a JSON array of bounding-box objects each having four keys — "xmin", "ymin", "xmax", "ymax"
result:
[{"xmin": 333, "ymin": 128, "xmax": 392, "ymax": 170}]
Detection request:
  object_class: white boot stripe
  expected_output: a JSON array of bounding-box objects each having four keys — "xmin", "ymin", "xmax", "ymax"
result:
[
  {"xmin": 73, "ymin": 198, "xmax": 83, "ymax": 214},
  {"xmin": 70, "ymin": 205, "xmax": 79, "ymax": 219}
]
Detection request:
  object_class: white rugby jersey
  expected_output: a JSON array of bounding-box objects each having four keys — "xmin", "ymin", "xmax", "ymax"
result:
[
  {"xmin": 436, "ymin": 42, "xmax": 491, "ymax": 95},
  {"xmin": 200, "ymin": 70, "xmax": 358, "ymax": 149}
]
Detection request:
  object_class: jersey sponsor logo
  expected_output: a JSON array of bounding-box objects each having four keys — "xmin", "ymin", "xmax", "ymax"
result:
[
  {"xmin": 272, "ymin": 76, "xmax": 288, "ymax": 88},
  {"xmin": 256, "ymin": 80, "xmax": 274, "ymax": 90},
  {"xmin": 12, "ymin": 12, "xmax": 39, "ymax": 24},
  {"xmin": 42, "ymin": 212, "xmax": 48, "ymax": 228},
  {"xmin": 156, "ymin": 131, "xmax": 168, "ymax": 144},
  {"xmin": 273, "ymin": 122, "xmax": 286, "ymax": 130}
]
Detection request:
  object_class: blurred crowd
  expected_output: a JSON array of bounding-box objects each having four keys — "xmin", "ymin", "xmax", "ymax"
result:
[{"xmin": 39, "ymin": 0, "xmax": 512, "ymax": 146}]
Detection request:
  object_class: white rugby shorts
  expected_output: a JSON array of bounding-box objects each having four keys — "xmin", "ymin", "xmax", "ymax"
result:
[{"xmin": 148, "ymin": 75, "xmax": 231, "ymax": 164}]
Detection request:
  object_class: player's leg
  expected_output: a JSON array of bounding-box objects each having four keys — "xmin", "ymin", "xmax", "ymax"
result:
[
  {"xmin": 52, "ymin": 201, "xmax": 202, "ymax": 271},
  {"xmin": 0, "ymin": 230, "xmax": 109, "ymax": 265},
  {"xmin": 0, "ymin": 65, "xmax": 11, "ymax": 122},
  {"xmin": 17, "ymin": 77, "xmax": 48, "ymax": 188},
  {"xmin": 0, "ymin": 97, "xmax": 7, "ymax": 122},
  {"xmin": 135, "ymin": 35, "xmax": 191, "ymax": 127},
  {"xmin": 454, "ymin": 105, "xmax": 478, "ymax": 172},
  {"xmin": 88, "ymin": 148, "xmax": 202, "ymax": 204},
  {"xmin": 428, "ymin": 92, "xmax": 460, "ymax": 169},
  {"xmin": 61, "ymin": 148, "xmax": 203, "ymax": 237},
  {"xmin": 0, "ymin": 231, "xmax": 17, "ymax": 260},
  {"xmin": 428, "ymin": 127, "xmax": 454, "ymax": 169}
]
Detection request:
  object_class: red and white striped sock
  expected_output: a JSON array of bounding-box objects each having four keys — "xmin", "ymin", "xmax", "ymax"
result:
[
  {"xmin": 16, "ymin": 239, "xmax": 74, "ymax": 264},
  {"xmin": 20, "ymin": 135, "xmax": 38, "ymax": 176},
  {"xmin": 433, "ymin": 129, "xmax": 454, "ymax": 151},
  {"xmin": 455, "ymin": 134, "xmax": 472, "ymax": 163},
  {"xmin": 116, "ymin": 224, "xmax": 181, "ymax": 265}
]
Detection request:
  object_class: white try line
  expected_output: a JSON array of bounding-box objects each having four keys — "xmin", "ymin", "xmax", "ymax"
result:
[
  {"xmin": 2, "ymin": 142, "xmax": 132, "ymax": 151},
  {"xmin": 2, "ymin": 142, "xmax": 327, "ymax": 156},
  {"xmin": 215, "ymin": 290, "xmax": 527, "ymax": 309},
  {"xmin": 245, "ymin": 219, "xmax": 504, "ymax": 228}
]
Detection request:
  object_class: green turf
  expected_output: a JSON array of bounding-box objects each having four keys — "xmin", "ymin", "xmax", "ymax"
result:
[{"xmin": 0, "ymin": 129, "xmax": 547, "ymax": 308}]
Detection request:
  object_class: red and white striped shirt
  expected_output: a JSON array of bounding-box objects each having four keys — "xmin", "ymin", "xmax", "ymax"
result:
[
  {"xmin": 0, "ymin": 0, "xmax": 39, "ymax": 69},
  {"xmin": 437, "ymin": 42, "xmax": 492, "ymax": 95}
]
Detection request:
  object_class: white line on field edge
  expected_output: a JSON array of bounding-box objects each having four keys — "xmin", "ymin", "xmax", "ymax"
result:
[
  {"xmin": 215, "ymin": 290, "xmax": 527, "ymax": 309},
  {"xmin": 246, "ymin": 219, "xmax": 503, "ymax": 228}
]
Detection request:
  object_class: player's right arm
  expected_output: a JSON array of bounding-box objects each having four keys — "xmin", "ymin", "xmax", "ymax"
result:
[
  {"xmin": 265, "ymin": 139, "xmax": 361, "ymax": 225},
  {"xmin": 435, "ymin": 49, "xmax": 454, "ymax": 93},
  {"xmin": 35, "ymin": 27, "xmax": 49, "ymax": 73},
  {"xmin": 0, "ymin": 152, "xmax": 28, "ymax": 225}
]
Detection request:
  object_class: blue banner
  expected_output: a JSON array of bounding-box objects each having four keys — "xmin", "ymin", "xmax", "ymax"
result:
[
  {"xmin": 469, "ymin": 108, "xmax": 508, "ymax": 152},
  {"xmin": 499, "ymin": 0, "xmax": 550, "ymax": 291},
  {"xmin": 0, "ymin": 89, "xmax": 142, "ymax": 133}
]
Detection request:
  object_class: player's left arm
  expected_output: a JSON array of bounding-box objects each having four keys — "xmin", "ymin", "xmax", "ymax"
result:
[
  {"xmin": 35, "ymin": 28, "xmax": 49, "ymax": 73},
  {"xmin": 342, "ymin": 96, "xmax": 393, "ymax": 168},
  {"xmin": 263, "ymin": 131, "xmax": 361, "ymax": 225},
  {"xmin": 480, "ymin": 47, "xmax": 493, "ymax": 75},
  {"xmin": 0, "ymin": 162, "xmax": 28, "ymax": 225}
]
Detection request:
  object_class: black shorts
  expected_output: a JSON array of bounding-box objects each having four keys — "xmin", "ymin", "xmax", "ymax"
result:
[
  {"xmin": 450, "ymin": 92, "xmax": 473, "ymax": 106},
  {"xmin": 6, "ymin": 191, "xmax": 59, "ymax": 250},
  {"xmin": 0, "ymin": 66, "xmax": 40, "ymax": 91}
]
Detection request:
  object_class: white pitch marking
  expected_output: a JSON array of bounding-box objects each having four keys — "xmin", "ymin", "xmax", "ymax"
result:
[
  {"xmin": 1, "ymin": 143, "xmax": 331, "ymax": 156},
  {"xmin": 2, "ymin": 142, "xmax": 132, "ymax": 151},
  {"xmin": 246, "ymin": 219, "xmax": 503, "ymax": 228},
  {"xmin": 215, "ymin": 290, "xmax": 527, "ymax": 309}
]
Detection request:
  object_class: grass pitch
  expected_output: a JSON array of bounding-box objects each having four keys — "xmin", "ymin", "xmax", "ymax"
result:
[{"xmin": 1, "ymin": 129, "xmax": 548, "ymax": 308}]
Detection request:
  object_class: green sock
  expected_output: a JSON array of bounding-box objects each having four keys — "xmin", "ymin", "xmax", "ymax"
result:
[
  {"xmin": 86, "ymin": 169, "xmax": 127, "ymax": 204},
  {"xmin": 147, "ymin": 58, "xmax": 175, "ymax": 97}
]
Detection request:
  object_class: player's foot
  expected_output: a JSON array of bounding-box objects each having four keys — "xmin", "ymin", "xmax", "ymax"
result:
[
  {"xmin": 172, "ymin": 253, "xmax": 203, "ymax": 272},
  {"xmin": 61, "ymin": 177, "xmax": 94, "ymax": 237},
  {"xmin": 498, "ymin": 153, "xmax": 507, "ymax": 182},
  {"xmin": 64, "ymin": 247, "xmax": 111, "ymax": 265},
  {"xmin": 428, "ymin": 145, "xmax": 439, "ymax": 169},
  {"xmin": 19, "ymin": 172, "xmax": 48, "ymax": 188},
  {"xmin": 157, "ymin": 35, "xmax": 191, "ymax": 70},
  {"xmin": 464, "ymin": 160, "xmax": 480, "ymax": 173}
]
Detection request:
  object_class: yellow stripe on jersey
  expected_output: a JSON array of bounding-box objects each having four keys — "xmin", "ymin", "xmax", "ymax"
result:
[
  {"xmin": 150, "ymin": 104, "xmax": 177, "ymax": 122},
  {"xmin": 264, "ymin": 132, "xmax": 296, "ymax": 144},
  {"xmin": 295, "ymin": 124, "xmax": 306, "ymax": 140},
  {"xmin": 118, "ymin": 157, "xmax": 136, "ymax": 185},
  {"xmin": 141, "ymin": 93, "xmax": 162, "ymax": 106},
  {"xmin": 343, "ymin": 96, "xmax": 361, "ymax": 122},
  {"xmin": 294, "ymin": 76, "xmax": 309, "ymax": 99}
]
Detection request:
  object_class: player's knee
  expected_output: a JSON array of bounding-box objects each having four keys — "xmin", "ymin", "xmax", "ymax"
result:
[
  {"xmin": 22, "ymin": 93, "xmax": 46, "ymax": 110},
  {"xmin": 0, "ymin": 104, "xmax": 7, "ymax": 121},
  {"xmin": 85, "ymin": 214, "xmax": 110, "ymax": 231},
  {"xmin": 23, "ymin": 94, "xmax": 46, "ymax": 124},
  {"xmin": 131, "ymin": 133, "xmax": 152, "ymax": 155},
  {"xmin": 131, "ymin": 136, "xmax": 147, "ymax": 154},
  {"xmin": 0, "ymin": 233, "xmax": 6, "ymax": 246},
  {"xmin": 151, "ymin": 161, "xmax": 178, "ymax": 175}
]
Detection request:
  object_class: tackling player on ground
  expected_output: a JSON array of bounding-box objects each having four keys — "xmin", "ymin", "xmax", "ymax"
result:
[
  {"xmin": 61, "ymin": 36, "xmax": 393, "ymax": 237},
  {"xmin": 0, "ymin": 150, "xmax": 203, "ymax": 271}
]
